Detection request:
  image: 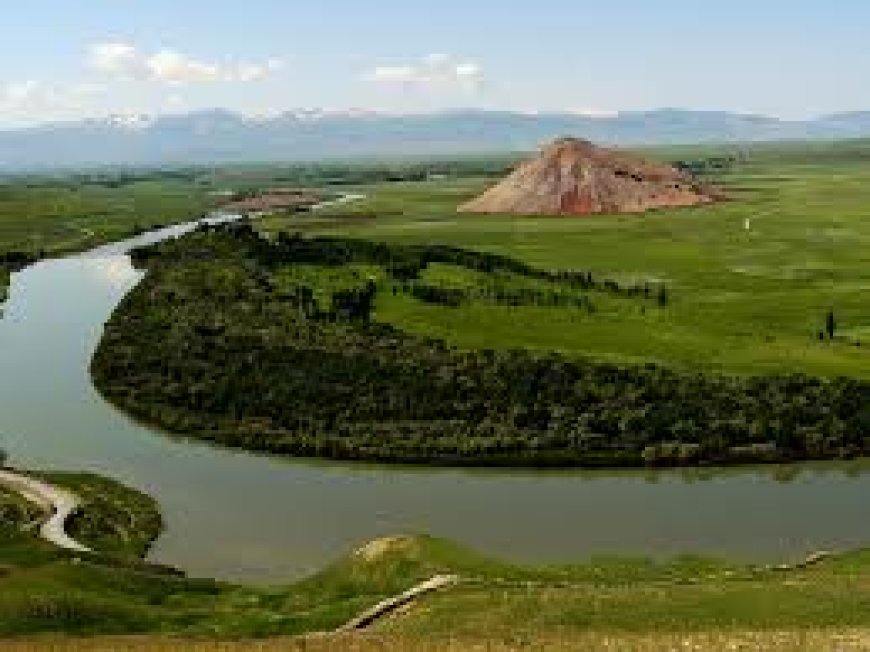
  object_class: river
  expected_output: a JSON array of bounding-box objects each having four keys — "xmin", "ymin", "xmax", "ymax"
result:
[{"xmin": 2, "ymin": 217, "xmax": 870, "ymax": 584}]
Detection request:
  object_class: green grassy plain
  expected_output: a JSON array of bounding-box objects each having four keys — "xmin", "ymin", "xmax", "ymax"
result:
[
  {"xmin": 5, "ymin": 530, "xmax": 870, "ymax": 649},
  {"xmin": 0, "ymin": 178, "xmax": 216, "ymax": 258},
  {"xmin": 259, "ymin": 143, "xmax": 870, "ymax": 379}
]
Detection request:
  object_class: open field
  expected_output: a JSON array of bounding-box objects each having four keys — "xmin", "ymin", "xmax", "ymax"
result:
[
  {"xmin": 4, "ymin": 533, "xmax": 870, "ymax": 648},
  {"xmin": 257, "ymin": 141, "xmax": 870, "ymax": 379},
  {"xmin": 0, "ymin": 176, "xmax": 218, "ymax": 258},
  {"xmin": 91, "ymin": 141, "xmax": 870, "ymax": 467}
]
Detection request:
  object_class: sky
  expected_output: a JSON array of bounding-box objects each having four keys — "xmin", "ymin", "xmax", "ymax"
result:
[{"xmin": 1, "ymin": 0, "xmax": 869, "ymax": 127}]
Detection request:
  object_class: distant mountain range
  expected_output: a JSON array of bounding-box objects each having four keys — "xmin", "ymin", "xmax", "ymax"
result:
[{"xmin": 3, "ymin": 108, "xmax": 870, "ymax": 169}]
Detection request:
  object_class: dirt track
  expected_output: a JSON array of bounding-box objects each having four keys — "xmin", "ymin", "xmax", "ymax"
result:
[{"xmin": 0, "ymin": 468, "xmax": 92, "ymax": 553}]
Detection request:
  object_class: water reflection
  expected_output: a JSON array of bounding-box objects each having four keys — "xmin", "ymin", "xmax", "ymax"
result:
[{"xmin": 81, "ymin": 257, "xmax": 141, "ymax": 290}]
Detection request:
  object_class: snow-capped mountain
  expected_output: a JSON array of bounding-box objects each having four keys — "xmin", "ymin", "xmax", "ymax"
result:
[{"xmin": 2, "ymin": 108, "xmax": 870, "ymax": 169}]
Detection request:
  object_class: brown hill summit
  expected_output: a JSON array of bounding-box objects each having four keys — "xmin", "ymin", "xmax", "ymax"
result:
[{"xmin": 459, "ymin": 137, "xmax": 718, "ymax": 215}]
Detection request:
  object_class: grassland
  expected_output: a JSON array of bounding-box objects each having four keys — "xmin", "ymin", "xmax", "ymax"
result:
[
  {"xmin": 92, "ymin": 224, "xmax": 870, "ymax": 466},
  {"xmin": 0, "ymin": 158, "xmax": 510, "ymax": 305},
  {"xmin": 257, "ymin": 142, "xmax": 870, "ymax": 380},
  {"xmin": 5, "ymin": 531, "xmax": 870, "ymax": 649},
  {"xmin": 0, "ymin": 172, "xmax": 220, "ymax": 307},
  {"xmin": 0, "ymin": 178, "xmax": 215, "ymax": 259},
  {"xmin": 8, "ymin": 632, "xmax": 870, "ymax": 651}
]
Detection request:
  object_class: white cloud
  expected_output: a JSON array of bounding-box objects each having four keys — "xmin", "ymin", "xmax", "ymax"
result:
[
  {"xmin": 234, "ymin": 59, "xmax": 284, "ymax": 83},
  {"xmin": 365, "ymin": 54, "xmax": 484, "ymax": 90},
  {"xmin": 2, "ymin": 80, "xmax": 41, "ymax": 105},
  {"xmin": 87, "ymin": 42, "xmax": 283, "ymax": 85},
  {"xmin": 572, "ymin": 108, "xmax": 619, "ymax": 119},
  {"xmin": 0, "ymin": 80, "xmax": 107, "ymax": 120},
  {"xmin": 146, "ymin": 50, "xmax": 222, "ymax": 84},
  {"xmin": 88, "ymin": 42, "xmax": 144, "ymax": 79}
]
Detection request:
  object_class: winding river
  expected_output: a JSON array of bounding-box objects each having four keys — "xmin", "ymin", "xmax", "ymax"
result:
[{"xmin": 3, "ymin": 216, "xmax": 870, "ymax": 584}]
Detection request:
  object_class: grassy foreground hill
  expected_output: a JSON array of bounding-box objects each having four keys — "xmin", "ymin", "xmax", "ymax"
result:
[
  {"xmin": 5, "ymin": 521, "xmax": 870, "ymax": 648},
  {"xmin": 0, "ymin": 473, "xmax": 457, "ymax": 638}
]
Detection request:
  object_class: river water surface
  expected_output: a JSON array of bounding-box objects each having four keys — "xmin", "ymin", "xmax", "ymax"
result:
[{"xmin": 2, "ymin": 219, "xmax": 870, "ymax": 584}]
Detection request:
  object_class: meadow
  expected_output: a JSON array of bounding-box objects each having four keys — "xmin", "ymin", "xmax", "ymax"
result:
[
  {"xmin": 258, "ymin": 141, "xmax": 870, "ymax": 379},
  {"xmin": 0, "ymin": 171, "xmax": 219, "ymax": 305}
]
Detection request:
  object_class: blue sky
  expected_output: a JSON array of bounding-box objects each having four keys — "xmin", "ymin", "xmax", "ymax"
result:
[{"xmin": 1, "ymin": 0, "xmax": 868, "ymax": 126}]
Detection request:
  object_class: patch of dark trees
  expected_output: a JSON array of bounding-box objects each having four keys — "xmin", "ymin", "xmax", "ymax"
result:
[
  {"xmin": 0, "ymin": 251, "xmax": 39, "ymax": 270},
  {"xmin": 132, "ymin": 221, "xmax": 668, "ymax": 304},
  {"xmin": 409, "ymin": 284, "xmax": 596, "ymax": 311},
  {"xmin": 673, "ymin": 156, "xmax": 738, "ymax": 176},
  {"xmin": 93, "ymin": 224, "xmax": 870, "ymax": 468}
]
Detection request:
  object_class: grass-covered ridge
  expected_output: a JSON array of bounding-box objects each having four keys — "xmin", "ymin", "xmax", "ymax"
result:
[
  {"xmin": 4, "ymin": 473, "xmax": 870, "ymax": 642},
  {"xmin": 8, "ymin": 525, "xmax": 870, "ymax": 644},
  {"xmin": 92, "ymin": 223, "xmax": 870, "ymax": 467}
]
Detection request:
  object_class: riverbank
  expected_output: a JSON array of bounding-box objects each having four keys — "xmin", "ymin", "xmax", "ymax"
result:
[
  {"xmin": 0, "ymin": 266, "xmax": 8, "ymax": 305},
  {"xmin": 0, "ymin": 470, "xmax": 163, "ymax": 560}
]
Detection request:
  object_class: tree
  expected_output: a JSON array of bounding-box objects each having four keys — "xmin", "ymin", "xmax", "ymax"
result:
[
  {"xmin": 657, "ymin": 287, "xmax": 669, "ymax": 307},
  {"xmin": 826, "ymin": 311, "xmax": 837, "ymax": 339}
]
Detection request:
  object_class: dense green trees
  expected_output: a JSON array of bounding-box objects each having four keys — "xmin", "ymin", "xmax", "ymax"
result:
[{"xmin": 92, "ymin": 225, "xmax": 870, "ymax": 468}]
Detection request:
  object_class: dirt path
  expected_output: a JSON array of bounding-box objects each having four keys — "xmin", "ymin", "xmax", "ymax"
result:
[
  {"xmin": 338, "ymin": 575, "xmax": 460, "ymax": 632},
  {"xmin": 0, "ymin": 468, "xmax": 92, "ymax": 553}
]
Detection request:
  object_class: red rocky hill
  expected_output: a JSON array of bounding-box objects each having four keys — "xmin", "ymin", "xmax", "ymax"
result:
[{"xmin": 459, "ymin": 137, "xmax": 718, "ymax": 215}]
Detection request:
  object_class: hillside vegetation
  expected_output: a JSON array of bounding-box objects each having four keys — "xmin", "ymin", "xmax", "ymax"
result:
[{"xmin": 5, "ymin": 528, "xmax": 870, "ymax": 648}]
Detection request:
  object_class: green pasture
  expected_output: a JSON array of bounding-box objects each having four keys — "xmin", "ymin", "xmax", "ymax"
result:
[{"xmin": 259, "ymin": 145, "xmax": 870, "ymax": 379}]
